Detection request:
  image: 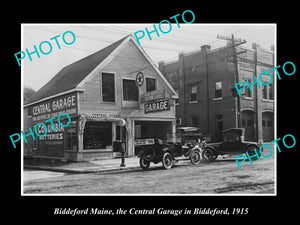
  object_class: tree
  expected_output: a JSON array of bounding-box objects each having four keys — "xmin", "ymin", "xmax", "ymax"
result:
[{"xmin": 24, "ymin": 86, "xmax": 36, "ymax": 103}]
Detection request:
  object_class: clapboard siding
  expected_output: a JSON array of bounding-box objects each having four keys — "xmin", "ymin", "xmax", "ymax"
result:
[{"xmin": 79, "ymin": 39, "xmax": 174, "ymax": 114}]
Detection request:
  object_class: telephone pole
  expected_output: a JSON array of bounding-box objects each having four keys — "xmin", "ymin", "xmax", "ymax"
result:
[{"xmin": 217, "ymin": 34, "xmax": 247, "ymax": 128}]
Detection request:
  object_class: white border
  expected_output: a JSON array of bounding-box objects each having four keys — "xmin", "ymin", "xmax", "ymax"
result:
[{"xmin": 21, "ymin": 23, "xmax": 277, "ymax": 196}]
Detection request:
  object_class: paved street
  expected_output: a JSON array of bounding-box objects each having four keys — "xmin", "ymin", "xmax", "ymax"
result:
[{"xmin": 23, "ymin": 155, "xmax": 275, "ymax": 195}]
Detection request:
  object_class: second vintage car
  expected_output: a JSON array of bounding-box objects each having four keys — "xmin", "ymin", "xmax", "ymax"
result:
[{"xmin": 201, "ymin": 128, "xmax": 262, "ymax": 161}]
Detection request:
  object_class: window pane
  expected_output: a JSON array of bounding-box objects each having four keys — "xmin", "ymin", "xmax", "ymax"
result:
[
  {"xmin": 216, "ymin": 114, "xmax": 223, "ymax": 131},
  {"xmin": 269, "ymin": 84, "xmax": 274, "ymax": 100},
  {"xmin": 215, "ymin": 81, "xmax": 222, "ymax": 90},
  {"xmin": 191, "ymin": 85, "xmax": 197, "ymax": 93},
  {"xmin": 146, "ymin": 78, "xmax": 156, "ymax": 92},
  {"xmin": 267, "ymin": 120, "xmax": 272, "ymax": 127},
  {"xmin": 245, "ymin": 79, "xmax": 252, "ymax": 97},
  {"xmin": 215, "ymin": 82, "xmax": 222, "ymax": 98},
  {"xmin": 123, "ymin": 79, "xmax": 138, "ymax": 101},
  {"xmin": 262, "ymin": 85, "xmax": 268, "ymax": 99},
  {"xmin": 66, "ymin": 121, "xmax": 77, "ymax": 150},
  {"xmin": 102, "ymin": 73, "xmax": 115, "ymax": 102},
  {"xmin": 175, "ymin": 89, "xmax": 179, "ymax": 104},
  {"xmin": 191, "ymin": 117, "xmax": 198, "ymax": 127},
  {"xmin": 242, "ymin": 118, "xmax": 246, "ymax": 127}
]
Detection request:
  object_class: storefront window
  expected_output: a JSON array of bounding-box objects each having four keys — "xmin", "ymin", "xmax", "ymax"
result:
[
  {"xmin": 66, "ymin": 121, "xmax": 77, "ymax": 151},
  {"xmin": 83, "ymin": 122, "xmax": 112, "ymax": 149}
]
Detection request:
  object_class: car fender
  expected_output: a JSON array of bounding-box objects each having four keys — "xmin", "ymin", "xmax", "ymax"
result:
[
  {"xmin": 161, "ymin": 147, "xmax": 174, "ymax": 158},
  {"xmin": 192, "ymin": 146, "xmax": 201, "ymax": 153}
]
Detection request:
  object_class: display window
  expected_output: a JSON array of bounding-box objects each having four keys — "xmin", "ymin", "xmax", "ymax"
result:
[
  {"xmin": 66, "ymin": 120, "xmax": 78, "ymax": 151},
  {"xmin": 83, "ymin": 121, "xmax": 112, "ymax": 150}
]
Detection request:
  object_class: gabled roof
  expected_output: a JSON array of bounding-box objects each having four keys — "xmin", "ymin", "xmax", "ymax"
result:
[
  {"xmin": 25, "ymin": 35, "xmax": 128, "ymax": 105},
  {"xmin": 24, "ymin": 34, "xmax": 178, "ymax": 107}
]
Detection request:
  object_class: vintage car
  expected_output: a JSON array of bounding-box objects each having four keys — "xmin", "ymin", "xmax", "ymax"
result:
[
  {"xmin": 136, "ymin": 136, "xmax": 202, "ymax": 170},
  {"xmin": 201, "ymin": 128, "xmax": 261, "ymax": 161},
  {"xmin": 176, "ymin": 127, "xmax": 205, "ymax": 146}
]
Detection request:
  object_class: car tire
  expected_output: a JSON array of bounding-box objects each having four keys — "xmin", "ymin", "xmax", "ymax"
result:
[
  {"xmin": 162, "ymin": 152, "xmax": 173, "ymax": 169},
  {"xmin": 190, "ymin": 150, "xmax": 201, "ymax": 165},
  {"xmin": 246, "ymin": 146, "xmax": 260, "ymax": 161},
  {"xmin": 201, "ymin": 148, "xmax": 218, "ymax": 162},
  {"xmin": 139, "ymin": 155, "xmax": 151, "ymax": 170}
]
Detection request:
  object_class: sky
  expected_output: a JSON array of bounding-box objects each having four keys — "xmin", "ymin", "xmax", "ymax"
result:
[{"xmin": 22, "ymin": 24, "xmax": 275, "ymax": 91}]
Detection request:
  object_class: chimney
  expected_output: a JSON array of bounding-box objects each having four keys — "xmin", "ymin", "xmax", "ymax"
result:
[{"xmin": 201, "ymin": 45, "xmax": 211, "ymax": 52}]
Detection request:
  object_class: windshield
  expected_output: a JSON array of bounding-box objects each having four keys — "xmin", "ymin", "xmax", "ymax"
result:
[
  {"xmin": 223, "ymin": 132, "xmax": 240, "ymax": 142},
  {"xmin": 166, "ymin": 129, "xmax": 203, "ymax": 144}
]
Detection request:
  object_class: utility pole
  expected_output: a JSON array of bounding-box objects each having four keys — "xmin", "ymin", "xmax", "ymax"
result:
[{"xmin": 217, "ymin": 34, "xmax": 247, "ymax": 128}]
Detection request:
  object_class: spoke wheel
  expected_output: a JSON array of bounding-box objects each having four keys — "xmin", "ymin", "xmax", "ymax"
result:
[
  {"xmin": 139, "ymin": 155, "xmax": 151, "ymax": 170},
  {"xmin": 190, "ymin": 150, "xmax": 201, "ymax": 165},
  {"xmin": 162, "ymin": 152, "xmax": 173, "ymax": 169},
  {"xmin": 201, "ymin": 148, "xmax": 218, "ymax": 162}
]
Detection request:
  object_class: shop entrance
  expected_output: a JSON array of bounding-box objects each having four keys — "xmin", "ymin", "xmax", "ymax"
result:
[{"xmin": 134, "ymin": 120, "xmax": 172, "ymax": 155}]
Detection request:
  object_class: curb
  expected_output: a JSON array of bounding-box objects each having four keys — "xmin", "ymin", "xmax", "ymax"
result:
[{"xmin": 24, "ymin": 165, "xmax": 142, "ymax": 174}]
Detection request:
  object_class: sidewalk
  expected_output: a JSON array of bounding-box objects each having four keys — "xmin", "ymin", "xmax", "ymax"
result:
[{"xmin": 24, "ymin": 157, "xmax": 143, "ymax": 174}]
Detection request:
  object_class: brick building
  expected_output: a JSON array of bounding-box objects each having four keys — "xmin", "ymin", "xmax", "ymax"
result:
[{"xmin": 159, "ymin": 42, "xmax": 274, "ymax": 142}]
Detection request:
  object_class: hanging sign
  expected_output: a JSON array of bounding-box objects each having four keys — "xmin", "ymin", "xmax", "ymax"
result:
[{"xmin": 140, "ymin": 89, "xmax": 165, "ymax": 103}]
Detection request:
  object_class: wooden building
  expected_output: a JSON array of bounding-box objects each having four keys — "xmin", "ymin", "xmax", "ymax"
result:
[{"xmin": 24, "ymin": 35, "xmax": 178, "ymax": 161}]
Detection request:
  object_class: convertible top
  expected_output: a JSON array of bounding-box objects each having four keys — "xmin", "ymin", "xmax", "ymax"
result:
[
  {"xmin": 177, "ymin": 127, "xmax": 200, "ymax": 132},
  {"xmin": 221, "ymin": 128, "xmax": 245, "ymax": 135}
]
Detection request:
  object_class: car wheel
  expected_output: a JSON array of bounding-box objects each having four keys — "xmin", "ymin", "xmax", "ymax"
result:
[
  {"xmin": 141, "ymin": 146, "xmax": 156, "ymax": 161},
  {"xmin": 201, "ymin": 148, "xmax": 218, "ymax": 162},
  {"xmin": 246, "ymin": 146, "xmax": 260, "ymax": 161},
  {"xmin": 162, "ymin": 152, "xmax": 173, "ymax": 169},
  {"xmin": 190, "ymin": 150, "xmax": 201, "ymax": 165},
  {"xmin": 139, "ymin": 155, "xmax": 151, "ymax": 170}
]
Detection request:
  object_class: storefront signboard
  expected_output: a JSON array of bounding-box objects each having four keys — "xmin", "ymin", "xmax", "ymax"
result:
[
  {"xmin": 29, "ymin": 93, "xmax": 77, "ymax": 122},
  {"xmin": 144, "ymin": 99, "xmax": 170, "ymax": 114}
]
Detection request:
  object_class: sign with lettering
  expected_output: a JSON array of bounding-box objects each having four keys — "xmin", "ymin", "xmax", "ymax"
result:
[
  {"xmin": 144, "ymin": 99, "xmax": 170, "ymax": 114},
  {"xmin": 140, "ymin": 89, "xmax": 165, "ymax": 103},
  {"xmin": 28, "ymin": 93, "xmax": 77, "ymax": 122},
  {"xmin": 134, "ymin": 138, "xmax": 155, "ymax": 146},
  {"xmin": 87, "ymin": 112, "xmax": 121, "ymax": 118}
]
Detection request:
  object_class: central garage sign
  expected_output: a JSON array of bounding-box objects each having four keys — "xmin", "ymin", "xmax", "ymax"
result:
[{"xmin": 144, "ymin": 99, "xmax": 169, "ymax": 114}]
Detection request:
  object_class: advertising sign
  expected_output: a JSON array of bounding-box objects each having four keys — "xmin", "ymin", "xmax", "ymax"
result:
[
  {"xmin": 140, "ymin": 89, "xmax": 165, "ymax": 103},
  {"xmin": 28, "ymin": 93, "xmax": 77, "ymax": 122}
]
